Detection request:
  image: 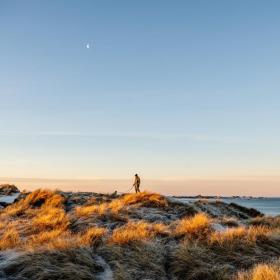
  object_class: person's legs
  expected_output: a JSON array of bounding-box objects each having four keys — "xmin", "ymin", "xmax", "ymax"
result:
[
  {"xmin": 135, "ymin": 186, "xmax": 138, "ymax": 193},
  {"xmin": 136, "ymin": 184, "xmax": 140, "ymax": 193}
]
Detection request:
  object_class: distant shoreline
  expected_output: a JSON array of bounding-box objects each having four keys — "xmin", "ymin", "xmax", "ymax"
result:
[{"xmin": 171, "ymin": 195, "xmax": 280, "ymax": 199}]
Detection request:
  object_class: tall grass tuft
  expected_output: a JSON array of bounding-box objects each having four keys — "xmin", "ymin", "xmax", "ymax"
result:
[
  {"xmin": 174, "ymin": 213, "xmax": 211, "ymax": 239},
  {"xmin": 209, "ymin": 226, "xmax": 269, "ymax": 249},
  {"xmin": 110, "ymin": 221, "xmax": 168, "ymax": 244},
  {"xmin": 236, "ymin": 262, "xmax": 280, "ymax": 280}
]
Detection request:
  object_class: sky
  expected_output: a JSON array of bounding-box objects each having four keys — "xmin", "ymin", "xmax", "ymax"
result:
[{"xmin": 0, "ymin": 1, "xmax": 279, "ymax": 195}]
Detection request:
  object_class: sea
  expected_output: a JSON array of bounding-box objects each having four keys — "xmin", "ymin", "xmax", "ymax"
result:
[{"xmin": 177, "ymin": 197, "xmax": 280, "ymax": 216}]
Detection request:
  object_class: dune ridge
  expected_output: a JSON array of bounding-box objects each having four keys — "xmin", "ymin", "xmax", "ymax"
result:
[{"xmin": 0, "ymin": 188, "xmax": 279, "ymax": 279}]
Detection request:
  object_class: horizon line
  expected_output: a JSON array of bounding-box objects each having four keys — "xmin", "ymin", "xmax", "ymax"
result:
[{"xmin": 1, "ymin": 175, "xmax": 280, "ymax": 181}]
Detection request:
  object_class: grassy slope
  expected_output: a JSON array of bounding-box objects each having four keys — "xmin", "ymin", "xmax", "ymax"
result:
[{"xmin": 0, "ymin": 189, "xmax": 280, "ymax": 280}]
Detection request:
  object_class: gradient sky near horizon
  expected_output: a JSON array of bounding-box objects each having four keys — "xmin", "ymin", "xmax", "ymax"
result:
[{"xmin": 0, "ymin": 1, "xmax": 279, "ymax": 194}]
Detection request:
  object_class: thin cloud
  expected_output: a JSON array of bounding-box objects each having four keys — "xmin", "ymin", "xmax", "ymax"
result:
[{"xmin": 0, "ymin": 129, "xmax": 250, "ymax": 144}]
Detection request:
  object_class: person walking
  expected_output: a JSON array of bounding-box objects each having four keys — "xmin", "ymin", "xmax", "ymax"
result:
[{"xmin": 133, "ymin": 174, "xmax": 141, "ymax": 193}]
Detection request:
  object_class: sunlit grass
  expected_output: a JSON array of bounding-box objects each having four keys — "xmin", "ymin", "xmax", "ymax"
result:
[
  {"xmin": 1, "ymin": 188, "xmax": 280, "ymax": 280},
  {"xmin": 32, "ymin": 207, "xmax": 69, "ymax": 232},
  {"xmin": 2, "ymin": 189, "xmax": 65, "ymax": 218},
  {"xmin": 25, "ymin": 227, "xmax": 107, "ymax": 251},
  {"xmin": 0, "ymin": 226, "xmax": 20, "ymax": 250},
  {"xmin": 76, "ymin": 191, "xmax": 168, "ymax": 218},
  {"xmin": 121, "ymin": 191, "xmax": 168, "ymax": 207},
  {"xmin": 109, "ymin": 221, "xmax": 168, "ymax": 244},
  {"xmin": 174, "ymin": 213, "xmax": 211, "ymax": 238},
  {"xmin": 236, "ymin": 263, "xmax": 280, "ymax": 280},
  {"xmin": 209, "ymin": 226, "xmax": 269, "ymax": 249}
]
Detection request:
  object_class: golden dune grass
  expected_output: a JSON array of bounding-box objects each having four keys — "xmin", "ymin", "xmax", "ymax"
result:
[
  {"xmin": 2, "ymin": 188, "xmax": 280, "ymax": 280},
  {"xmin": 31, "ymin": 207, "xmax": 69, "ymax": 232},
  {"xmin": 0, "ymin": 226, "xmax": 20, "ymax": 250},
  {"xmin": 209, "ymin": 226, "xmax": 269, "ymax": 248},
  {"xmin": 236, "ymin": 263, "xmax": 280, "ymax": 280},
  {"xmin": 121, "ymin": 191, "xmax": 168, "ymax": 207},
  {"xmin": 78, "ymin": 226, "xmax": 107, "ymax": 246},
  {"xmin": 76, "ymin": 191, "xmax": 167, "ymax": 217},
  {"xmin": 174, "ymin": 213, "xmax": 211, "ymax": 238},
  {"xmin": 26, "ymin": 230, "xmax": 74, "ymax": 251},
  {"xmin": 0, "ymin": 190, "xmax": 107, "ymax": 251},
  {"xmin": 2, "ymin": 189, "xmax": 65, "ymax": 217},
  {"xmin": 24, "ymin": 226, "xmax": 107, "ymax": 251},
  {"xmin": 76, "ymin": 202, "xmax": 112, "ymax": 217},
  {"xmin": 109, "ymin": 221, "xmax": 168, "ymax": 244},
  {"xmin": 0, "ymin": 190, "xmax": 72, "ymax": 251},
  {"xmin": 27, "ymin": 229, "xmax": 65, "ymax": 245}
]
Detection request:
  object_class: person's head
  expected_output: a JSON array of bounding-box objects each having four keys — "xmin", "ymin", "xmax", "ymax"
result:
[{"xmin": 135, "ymin": 174, "xmax": 138, "ymax": 177}]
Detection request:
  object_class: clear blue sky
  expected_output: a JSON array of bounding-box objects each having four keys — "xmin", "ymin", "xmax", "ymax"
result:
[{"xmin": 0, "ymin": 1, "xmax": 279, "ymax": 187}]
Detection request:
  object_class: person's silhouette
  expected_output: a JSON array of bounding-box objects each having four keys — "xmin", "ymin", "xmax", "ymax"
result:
[{"xmin": 133, "ymin": 174, "xmax": 141, "ymax": 193}]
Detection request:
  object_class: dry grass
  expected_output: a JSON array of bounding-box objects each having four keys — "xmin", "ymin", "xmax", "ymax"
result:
[
  {"xmin": 0, "ymin": 189, "xmax": 110, "ymax": 252},
  {"xmin": 76, "ymin": 191, "xmax": 167, "ymax": 218},
  {"xmin": 78, "ymin": 227, "xmax": 108, "ymax": 246},
  {"xmin": 220, "ymin": 216, "xmax": 239, "ymax": 227},
  {"xmin": 25, "ymin": 226, "xmax": 107, "ymax": 251},
  {"xmin": 1, "ymin": 248, "xmax": 104, "ymax": 280},
  {"xmin": 121, "ymin": 191, "xmax": 168, "ymax": 207},
  {"xmin": 25, "ymin": 230, "xmax": 74, "ymax": 251},
  {"xmin": 2, "ymin": 189, "xmax": 65, "ymax": 217},
  {"xmin": 0, "ymin": 226, "xmax": 20, "ymax": 250},
  {"xmin": 174, "ymin": 213, "xmax": 211, "ymax": 238},
  {"xmin": 76, "ymin": 203, "xmax": 111, "ymax": 217},
  {"xmin": 170, "ymin": 242, "xmax": 233, "ymax": 280},
  {"xmin": 236, "ymin": 262, "xmax": 280, "ymax": 280},
  {"xmin": 2, "ymin": 188, "xmax": 280, "ymax": 279},
  {"xmin": 31, "ymin": 207, "xmax": 69, "ymax": 232},
  {"xmin": 209, "ymin": 226, "xmax": 269, "ymax": 249},
  {"xmin": 98, "ymin": 241, "xmax": 167, "ymax": 280},
  {"xmin": 250, "ymin": 216, "xmax": 280, "ymax": 229},
  {"xmin": 0, "ymin": 190, "xmax": 74, "ymax": 251},
  {"xmin": 110, "ymin": 221, "xmax": 168, "ymax": 244}
]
